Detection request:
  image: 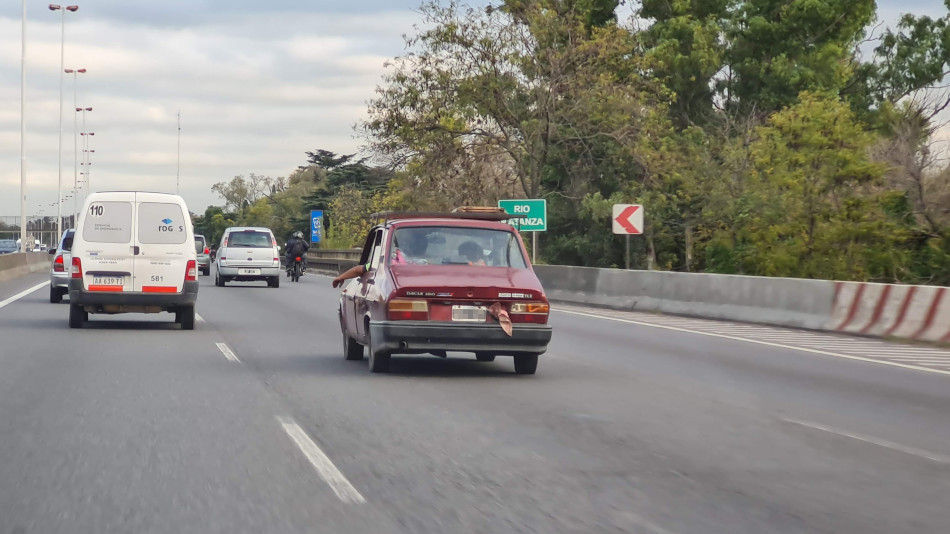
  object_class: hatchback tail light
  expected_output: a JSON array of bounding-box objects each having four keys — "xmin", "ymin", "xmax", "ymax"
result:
[
  {"xmin": 509, "ymin": 302, "xmax": 549, "ymax": 324},
  {"xmin": 185, "ymin": 260, "xmax": 197, "ymax": 281},
  {"xmin": 388, "ymin": 299, "xmax": 429, "ymax": 321},
  {"xmin": 53, "ymin": 255, "xmax": 65, "ymax": 272},
  {"xmin": 203, "ymin": 247, "xmax": 209, "ymax": 254},
  {"xmin": 71, "ymin": 257, "xmax": 83, "ymax": 279}
]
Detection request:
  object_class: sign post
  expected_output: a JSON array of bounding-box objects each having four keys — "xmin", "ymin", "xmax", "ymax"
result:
[
  {"xmin": 498, "ymin": 199, "xmax": 547, "ymax": 264},
  {"xmin": 612, "ymin": 204, "xmax": 643, "ymax": 270},
  {"xmin": 310, "ymin": 209, "xmax": 323, "ymax": 245}
]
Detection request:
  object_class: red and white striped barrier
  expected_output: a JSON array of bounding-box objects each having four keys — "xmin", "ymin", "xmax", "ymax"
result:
[{"xmin": 829, "ymin": 281, "xmax": 950, "ymax": 342}]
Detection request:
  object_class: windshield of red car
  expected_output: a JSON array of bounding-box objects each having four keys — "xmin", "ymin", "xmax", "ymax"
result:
[{"xmin": 391, "ymin": 226, "xmax": 527, "ymax": 268}]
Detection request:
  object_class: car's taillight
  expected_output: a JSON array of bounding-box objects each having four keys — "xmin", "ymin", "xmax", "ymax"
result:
[
  {"xmin": 388, "ymin": 299, "xmax": 429, "ymax": 321},
  {"xmin": 203, "ymin": 247, "xmax": 209, "ymax": 254},
  {"xmin": 71, "ymin": 257, "xmax": 83, "ymax": 279},
  {"xmin": 185, "ymin": 260, "xmax": 197, "ymax": 281},
  {"xmin": 509, "ymin": 302, "xmax": 550, "ymax": 324},
  {"xmin": 53, "ymin": 255, "xmax": 65, "ymax": 272}
]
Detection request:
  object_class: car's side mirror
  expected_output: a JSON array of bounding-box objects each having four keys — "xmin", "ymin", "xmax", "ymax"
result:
[{"xmin": 48, "ymin": 248, "xmax": 56, "ymax": 255}]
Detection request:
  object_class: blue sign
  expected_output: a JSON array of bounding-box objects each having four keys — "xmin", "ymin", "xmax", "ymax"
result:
[{"xmin": 310, "ymin": 210, "xmax": 323, "ymax": 243}]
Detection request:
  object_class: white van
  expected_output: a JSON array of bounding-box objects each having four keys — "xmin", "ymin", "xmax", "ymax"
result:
[
  {"xmin": 214, "ymin": 226, "xmax": 281, "ymax": 287},
  {"xmin": 68, "ymin": 191, "xmax": 199, "ymax": 329}
]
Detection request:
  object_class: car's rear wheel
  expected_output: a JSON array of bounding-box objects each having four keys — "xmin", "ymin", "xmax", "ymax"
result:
[
  {"xmin": 367, "ymin": 328, "xmax": 390, "ymax": 373},
  {"xmin": 475, "ymin": 352, "xmax": 496, "ymax": 362},
  {"xmin": 201, "ymin": 267, "xmax": 210, "ymax": 276},
  {"xmin": 215, "ymin": 272, "xmax": 225, "ymax": 287},
  {"xmin": 49, "ymin": 286, "xmax": 63, "ymax": 304},
  {"xmin": 179, "ymin": 306, "xmax": 195, "ymax": 330},
  {"xmin": 68, "ymin": 303, "xmax": 86, "ymax": 328},
  {"xmin": 268, "ymin": 276, "xmax": 280, "ymax": 288},
  {"xmin": 513, "ymin": 354, "xmax": 538, "ymax": 375},
  {"xmin": 343, "ymin": 334, "xmax": 363, "ymax": 361}
]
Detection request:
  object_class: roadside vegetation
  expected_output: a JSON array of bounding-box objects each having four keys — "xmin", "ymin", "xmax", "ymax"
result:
[{"xmin": 198, "ymin": 0, "xmax": 950, "ymax": 284}]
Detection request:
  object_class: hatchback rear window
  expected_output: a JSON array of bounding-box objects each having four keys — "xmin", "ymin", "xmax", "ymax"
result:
[
  {"xmin": 138, "ymin": 202, "xmax": 187, "ymax": 244},
  {"xmin": 61, "ymin": 230, "xmax": 74, "ymax": 252},
  {"xmin": 227, "ymin": 231, "xmax": 273, "ymax": 248},
  {"xmin": 195, "ymin": 236, "xmax": 206, "ymax": 253},
  {"xmin": 82, "ymin": 201, "xmax": 132, "ymax": 243}
]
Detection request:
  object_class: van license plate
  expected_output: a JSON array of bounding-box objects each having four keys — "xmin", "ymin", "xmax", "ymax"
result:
[
  {"xmin": 452, "ymin": 305, "xmax": 487, "ymax": 322},
  {"xmin": 238, "ymin": 268, "xmax": 260, "ymax": 275},
  {"xmin": 91, "ymin": 276, "xmax": 124, "ymax": 286}
]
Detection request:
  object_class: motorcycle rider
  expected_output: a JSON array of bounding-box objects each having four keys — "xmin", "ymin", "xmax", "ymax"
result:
[{"xmin": 284, "ymin": 231, "xmax": 310, "ymax": 277}]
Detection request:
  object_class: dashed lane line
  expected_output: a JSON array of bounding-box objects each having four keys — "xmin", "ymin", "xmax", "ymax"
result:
[
  {"xmin": 276, "ymin": 416, "xmax": 366, "ymax": 504},
  {"xmin": 215, "ymin": 342, "xmax": 240, "ymax": 363},
  {"xmin": 0, "ymin": 281, "xmax": 49, "ymax": 310},
  {"xmin": 783, "ymin": 418, "xmax": 950, "ymax": 464},
  {"xmin": 554, "ymin": 308, "xmax": 950, "ymax": 377}
]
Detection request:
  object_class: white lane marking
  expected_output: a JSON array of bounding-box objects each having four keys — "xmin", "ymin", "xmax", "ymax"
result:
[
  {"xmin": 276, "ymin": 416, "xmax": 366, "ymax": 504},
  {"xmin": 215, "ymin": 342, "xmax": 240, "ymax": 363},
  {"xmin": 555, "ymin": 309, "xmax": 950, "ymax": 376},
  {"xmin": 783, "ymin": 418, "xmax": 950, "ymax": 464},
  {"xmin": 196, "ymin": 313, "xmax": 205, "ymax": 323},
  {"xmin": 0, "ymin": 281, "xmax": 50, "ymax": 310}
]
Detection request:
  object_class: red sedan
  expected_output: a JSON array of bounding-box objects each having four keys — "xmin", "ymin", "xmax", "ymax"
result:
[{"xmin": 337, "ymin": 210, "xmax": 553, "ymax": 374}]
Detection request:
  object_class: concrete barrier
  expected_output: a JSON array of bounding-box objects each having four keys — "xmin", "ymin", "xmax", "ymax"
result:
[
  {"xmin": 534, "ymin": 265, "xmax": 949, "ymax": 343},
  {"xmin": 534, "ymin": 265, "xmax": 835, "ymax": 330},
  {"xmin": 0, "ymin": 252, "xmax": 51, "ymax": 283}
]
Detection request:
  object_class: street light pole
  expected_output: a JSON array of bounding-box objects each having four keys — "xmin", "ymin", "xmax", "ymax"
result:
[
  {"xmin": 67, "ymin": 68, "xmax": 86, "ymax": 226},
  {"xmin": 78, "ymin": 107, "xmax": 92, "ymax": 197},
  {"xmin": 176, "ymin": 110, "xmax": 181, "ymax": 195},
  {"xmin": 19, "ymin": 0, "xmax": 27, "ymax": 252},
  {"xmin": 49, "ymin": 4, "xmax": 78, "ymax": 239}
]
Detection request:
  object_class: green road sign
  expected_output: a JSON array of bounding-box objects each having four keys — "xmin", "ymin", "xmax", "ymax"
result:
[{"xmin": 498, "ymin": 199, "xmax": 547, "ymax": 232}]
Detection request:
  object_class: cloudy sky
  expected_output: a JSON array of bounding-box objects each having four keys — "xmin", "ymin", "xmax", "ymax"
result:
[{"xmin": 0, "ymin": 1, "xmax": 946, "ymax": 218}]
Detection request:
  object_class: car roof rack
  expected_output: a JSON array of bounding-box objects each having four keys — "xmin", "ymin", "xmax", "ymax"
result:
[{"xmin": 369, "ymin": 208, "xmax": 525, "ymax": 224}]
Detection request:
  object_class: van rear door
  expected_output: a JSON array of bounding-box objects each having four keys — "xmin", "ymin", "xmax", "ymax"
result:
[
  {"xmin": 133, "ymin": 193, "xmax": 192, "ymax": 293},
  {"xmin": 79, "ymin": 195, "xmax": 136, "ymax": 292}
]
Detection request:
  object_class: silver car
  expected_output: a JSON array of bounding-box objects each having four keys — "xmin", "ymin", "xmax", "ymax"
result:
[
  {"xmin": 195, "ymin": 234, "xmax": 211, "ymax": 275},
  {"xmin": 214, "ymin": 227, "xmax": 281, "ymax": 287},
  {"xmin": 49, "ymin": 229, "xmax": 75, "ymax": 303}
]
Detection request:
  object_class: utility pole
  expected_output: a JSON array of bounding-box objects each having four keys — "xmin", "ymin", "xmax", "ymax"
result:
[
  {"xmin": 176, "ymin": 110, "xmax": 181, "ymax": 195},
  {"xmin": 19, "ymin": 0, "xmax": 27, "ymax": 252}
]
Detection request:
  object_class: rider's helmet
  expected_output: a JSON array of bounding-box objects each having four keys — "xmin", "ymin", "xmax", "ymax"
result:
[{"xmin": 294, "ymin": 231, "xmax": 303, "ymax": 239}]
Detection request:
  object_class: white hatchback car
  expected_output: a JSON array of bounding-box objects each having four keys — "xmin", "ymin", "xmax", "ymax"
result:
[
  {"xmin": 68, "ymin": 191, "xmax": 199, "ymax": 329},
  {"xmin": 215, "ymin": 227, "xmax": 281, "ymax": 287}
]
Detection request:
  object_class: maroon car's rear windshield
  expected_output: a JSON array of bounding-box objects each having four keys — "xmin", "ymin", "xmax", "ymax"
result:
[{"xmin": 391, "ymin": 226, "xmax": 527, "ymax": 268}]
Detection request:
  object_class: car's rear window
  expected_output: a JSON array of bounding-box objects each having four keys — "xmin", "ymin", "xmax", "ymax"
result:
[
  {"xmin": 138, "ymin": 202, "xmax": 187, "ymax": 244},
  {"xmin": 195, "ymin": 236, "xmax": 206, "ymax": 253},
  {"xmin": 227, "ymin": 230, "xmax": 272, "ymax": 248},
  {"xmin": 82, "ymin": 201, "xmax": 132, "ymax": 244},
  {"xmin": 61, "ymin": 230, "xmax": 74, "ymax": 252},
  {"xmin": 391, "ymin": 226, "xmax": 527, "ymax": 268}
]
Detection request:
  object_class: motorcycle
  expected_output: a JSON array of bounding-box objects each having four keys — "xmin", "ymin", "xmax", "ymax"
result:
[{"xmin": 290, "ymin": 256, "xmax": 305, "ymax": 282}]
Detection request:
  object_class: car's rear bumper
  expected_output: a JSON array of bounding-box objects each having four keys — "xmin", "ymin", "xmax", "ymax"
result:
[
  {"xmin": 197, "ymin": 255, "xmax": 211, "ymax": 268},
  {"xmin": 69, "ymin": 279, "xmax": 198, "ymax": 310},
  {"xmin": 369, "ymin": 320, "xmax": 552, "ymax": 355},
  {"xmin": 50, "ymin": 271, "xmax": 71, "ymax": 288},
  {"xmin": 217, "ymin": 265, "xmax": 280, "ymax": 279}
]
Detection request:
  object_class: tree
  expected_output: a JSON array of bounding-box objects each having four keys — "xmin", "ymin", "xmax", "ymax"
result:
[{"xmin": 211, "ymin": 174, "xmax": 273, "ymax": 213}]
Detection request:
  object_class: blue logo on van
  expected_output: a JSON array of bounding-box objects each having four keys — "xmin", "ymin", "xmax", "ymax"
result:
[{"xmin": 162, "ymin": 218, "xmax": 173, "ymax": 225}]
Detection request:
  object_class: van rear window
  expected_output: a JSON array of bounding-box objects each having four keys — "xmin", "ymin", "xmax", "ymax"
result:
[
  {"xmin": 138, "ymin": 203, "xmax": 187, "ymax": 244},
  {"xmin": 82, "ymin": 202, "xmax": 132, "ymax": 243}
]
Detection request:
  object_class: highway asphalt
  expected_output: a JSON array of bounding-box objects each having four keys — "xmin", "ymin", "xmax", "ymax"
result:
[{"xmin": 1, "ymin": 268, "xmax": 949, "ymax": 533}]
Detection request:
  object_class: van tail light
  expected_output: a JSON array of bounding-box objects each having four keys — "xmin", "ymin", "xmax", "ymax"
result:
[
  {"xmin": 71, "ymin": 257, "xmax": 83, "ymax": 279},
  {"xmin": 388, "ymin": 299, "xmax": 429, "ymax": 321},
  {"xmin": 185, "ymin": 260, "xmax": 197, "ymax": 281},
  {"xmin": 509, "ymin": 302, "xmax": 550, "ymax": 324},
  {"xmin": 53, "ymin": 255, "xmax": 65, "ymax": 272},
  {"xmin": 203, "ymin": 247, "xmax": 210, "ymax": 254}
]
